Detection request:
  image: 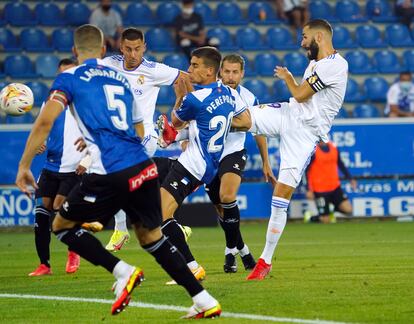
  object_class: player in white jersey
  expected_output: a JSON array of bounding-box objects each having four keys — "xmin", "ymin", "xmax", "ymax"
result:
[
  {"xmin": 232, "ymin": 19, "xmax": 348, "ymax": 280},
  {"xmin": 29, "ymin": 59, "xmax": 85, "ymax": 277},
  {"xmin": 102, "ymin": 28, "xmax": 189, "ymax": 251}
]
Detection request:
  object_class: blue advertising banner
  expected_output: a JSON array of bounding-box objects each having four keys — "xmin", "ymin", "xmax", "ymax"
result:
[{"xmin": 2, "ymin": 179, "xmax": 413, "ymax": 226}]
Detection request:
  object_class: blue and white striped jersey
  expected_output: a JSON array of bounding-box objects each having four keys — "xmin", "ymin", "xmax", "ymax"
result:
[
  {"xmin": 175, "ymin": 80, "xmax": 246, "ymax": 184},
  {"xmin": 49, "ymin": 58, "xmax": 147, "ymax": 174},
  {"xmin": 43, "ymin": 104, "xmax": 84, "ymax": 173}
]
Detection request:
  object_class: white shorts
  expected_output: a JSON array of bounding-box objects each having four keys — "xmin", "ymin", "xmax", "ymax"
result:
[{"xmin": 249, "ymin": 103, "xmax": 318, "ymax": 188}]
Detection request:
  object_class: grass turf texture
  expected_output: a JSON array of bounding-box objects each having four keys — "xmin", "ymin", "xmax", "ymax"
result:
[{"xmin": 0, "ymin": 221, "xmax": 413, "ymax": 323}]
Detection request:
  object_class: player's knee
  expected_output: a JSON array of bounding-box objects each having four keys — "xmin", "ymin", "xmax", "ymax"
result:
[
  {"xmin": 219, "ymin": 189, "xmax": 237, "ymax": 204},
  {"xmin": 51, "ymin": 213, "xmax": 75, "ymax": 233}
]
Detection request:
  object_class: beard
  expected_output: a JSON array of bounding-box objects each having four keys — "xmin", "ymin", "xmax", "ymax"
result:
[{"xmin": 306, "ymin": 39, "xmax": 319, "ymax": 60}]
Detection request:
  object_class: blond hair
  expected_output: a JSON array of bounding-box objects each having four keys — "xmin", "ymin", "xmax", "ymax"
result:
[{"xmin": 74, "ymin": 24, "xmax": 104, "ymax": 54}]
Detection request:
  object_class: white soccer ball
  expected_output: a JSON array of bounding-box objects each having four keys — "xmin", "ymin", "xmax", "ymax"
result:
[{"xmin": 0, "ymin": 83, "xmax": 34, "ymax": 116}]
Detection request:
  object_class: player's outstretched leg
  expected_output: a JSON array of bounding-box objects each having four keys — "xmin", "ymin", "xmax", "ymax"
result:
[
  {"xmin": 157, "ymin": 114, "xmax": 178, "ymax": 148},
  {"xmin": 106, "ymin": 210, "xmax": 130, "ymax": 252},
  {"xmin": 29, "ymin": 205, "xmax": 53, "ymax": 276}
]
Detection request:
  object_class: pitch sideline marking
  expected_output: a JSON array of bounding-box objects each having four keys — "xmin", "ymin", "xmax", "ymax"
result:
[{"xmin": 0, "ymin": 293, "xmax": 352, "ymax": 324}]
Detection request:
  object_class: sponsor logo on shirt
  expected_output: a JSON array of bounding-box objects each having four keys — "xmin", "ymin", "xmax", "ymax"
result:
[
  {"xmin": 129, "ymin": 164, "xmax": 158, "ymax": 191},
  {"xmin": 170, "ymin": 181, "xmax": 179, "ymax": 190}
]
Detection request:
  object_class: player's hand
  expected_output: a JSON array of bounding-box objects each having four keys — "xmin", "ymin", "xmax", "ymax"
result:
[
  {"xmin": 274, "ymin": 66, "xmax": 293, "ymax": 80},
  {"xmin": 74, "ymin": 137, "xmax": 87, "ymax": 152},
  {"xmin": 174, "ymin": 78, "xmax": 190, "ymax": 99},
  {"xmin": 16, "ymin": 167, "xmax": 38, "ymax": 197},
  {"xmin": 262, "ymin": 162, "xmax": 277, "ymax": 187},
  {"xmin": 75, "ymin": 164, "xmax": 87, "ymax": 175},
  {"xmin": 36, "ymin": 144, "xmax": 47, "ymax": 155},
  {"xmin": 306, "ymin": 190, "xmax": 314, "ymax": 200}
]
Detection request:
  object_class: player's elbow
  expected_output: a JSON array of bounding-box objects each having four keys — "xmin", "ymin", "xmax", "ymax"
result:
[{"xmin": 293, "ymin": 94, "xmax": 308, "ymax": 103}]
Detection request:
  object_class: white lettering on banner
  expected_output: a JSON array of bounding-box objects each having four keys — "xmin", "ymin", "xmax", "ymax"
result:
[
  {"xmin": 18, "ymin": 217, "xmax": 29, "ymax": 225},
  {"xmin": 353, "ymin": 198, "xmax": 384, "ymax": 216},
  {"xmin": 389, "ymin": 197, "xmax": 414, "ymax": 215},
  {"xmin": 332, "ymin": 131, "xmax": 355, "ymax": 147},
  {"xmin": 0, "ymin": 195, "xmax": 14, "ymax": 216},
  {"xmin": 340, "ymin": 151, "xmax": 372, "ymax": 168},
  {"xmin": 0, "ymin": 218, "xmax": 15, "ymax": 226},
  {"xmin": 344, "ymin": 182, "xmax": 392, "ymax": 194},
  {"xmin": 397, "ymin": 180, "xmax": 414, "ymax": 192},
  {"xmin": 15, "ymin": 195, "xmax": 33, "ymax": 216}
]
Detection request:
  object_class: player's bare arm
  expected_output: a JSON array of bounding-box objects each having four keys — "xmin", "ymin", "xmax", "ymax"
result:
[
  {"xmin": 171, "ymin": 78, "xmax": 193, "ymax": 129},
  {"xmin": 231, "ymin": 109, "xmax": 251, "ymax": 131},
  {"xmin": 254, "ymin": 135, "xmax": 277, "ymax": 187},
  {"xmin": 16, "ymin": 99, "xmax": 64, "ymax": 194},
  {"xmin": 274, "ymin": 66, "xmax": 315, "ymax": 103},
  {"xmin": 134, "ymin": 121, "xmax": 145, "ymax": 139}
]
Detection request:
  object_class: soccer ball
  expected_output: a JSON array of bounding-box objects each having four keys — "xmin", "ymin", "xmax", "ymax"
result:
[{"xmin": 0, "ymin": 83, "xmax": 34, "ymax": 116}]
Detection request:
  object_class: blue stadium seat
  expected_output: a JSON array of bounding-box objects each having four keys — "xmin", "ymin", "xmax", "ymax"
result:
[
  {"xmin": 6, "ymin": 114, "xmax": 34, "ymax": 124},
  {"xmin": 0, "ymin": 28, "xmax": 20, "ymax": 52},
  {"xmin": 64, "ymin": 3, "xmax": 91, "ymax": 26},
  {"xmin": 353, "ymin": 104, "xmax": 381, "ymax": 118},
  {"xmin": 207, "ymin": 28, "xmax": 236, "ymax": 51},
  {"xmin": 402, "ymin": 50, "xmax": 414, "ymax": 72},
  {"xmin": 164, "ymin": 54, "xmax": 189, "ymax": 71},
  {"xmin": 146, "ymin": 28, "xmax": 175, "ymax": 52},
  {"xmin": 273, "ymin": 79, "xmax": 290, "ymax": 102},
  {"xmin": 144, "ymin": 54, "xmax": 157, "ymax": 62},
  {"xmin": 4, "ymin": 55, "xmax": 37, "ymax": 78},
  {"xmin": 4, "ymin": 3, "xmax": 36, "ymax": 26},
  {"xmin": 240, "ymin": 55, "xmax": 256, "ymax": 77},
  {"xmin": 355, "ymin": 25, "xmax": 386, "ymax": 48},
  {"xmin": 156, "ymin": 86, "xmax": 175, "ymax": 106},
  {"xmin": 52, "ymin": 28, "xmax": 74, "ymax": 52},
  {"xmin": 284, "ymin": 53, "xmax": 308, "ymax": 76},
  {"xmin": 248, "ymin": 2, "xmax": 280, "ymax": 25},
  {"xmin": 333, "ymin": 26, "xmax": 358, "ymax": 49},
  {"xmin": 195, "ymin": 2, "xmax": 218, "ymax": 25},
  {"xmin": 243, "ymin": 80, "xmax": 271, "ymax": 103},
  {"xmin": 255, "ymin": 53, "xmax": 281, "ymax": 77},
  {"xmin": 385, "ymin": 24, "xmax": 414, "ymax": 47},
  {"xmin": 0, "ymin": 82, "xmax": 8, "ymax": 90},
  {"xmin": 26, "ymin": 81, "xmax": 48, "ymax": 107},
  {"xmin": 335, "ymin": 0, "xmax": 367, "ymax": 23},
  {"xmin": 364, "ymin": 77, "xmax": 388, "ymax": 102},
  {"xmin": 266, "ymin": 27, "xmax": 298, "ymax": 50},
  {"xmin": 236, "ymin": 27, "xmax": 268, "ymax": 50},
  {"xmin": 345, "ymin": 51, "xmax": 377, "ymax": 74},
  {"xmin": 21, "ymin": 28, "xmax": 52, "ymax": 52},
  {"xmin": 35, "ymin": 55, "xmax": 60, "ymax": 79},
  {"xmin": 217, "ymin": 3, "xmax": 247, "ymax": 25},
  {"xmin": 126, "ymin": 3, "xmax": 156, "ymax": 26},
  {"xmin": 373, "ymin": 50, "xmax": 402, "ymax": 74},
  {"xmin": 344, "ymin": 78, "xmax": 366, "ymax": 103},
  {"xmin": 35, "ymin": 3, "xmax": 65, "ymax": 26},
  {"xmin": 309, "ymin": 0, "xmax": 339, "ymax": 22},
  {"xmin": 366, "ymin": 0, "xmax": 397, "ymax": 23},
  {"xmin": 156, "ymin": 3, "xmax": 181, "ymax": 25},
  {"xmin": 336, "ymin": 108, "xmax": 349, "ymax": 118}
]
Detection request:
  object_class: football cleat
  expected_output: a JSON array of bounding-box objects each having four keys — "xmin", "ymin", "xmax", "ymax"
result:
[
  {"xmin": 28, "ymin": 264, "xmax": 52, "ymax": 276},
  {"xmin": 179, "ymin": 224, "xmax": 192, "ymax": 242},
  {"xmin": 105, "ymin": 230, "xmax": 130, "ymax": 252},
  {"xmin": 166, "ymin": 265, "xmax": 206, "ymax": 285},
  {"xmin": 241, "ymin": 253, "xmax": 256, "ymax": 270},
  {"xmin": 223, "ymin": 254, "xmax": 237, "ymax": 273},
  {"xmin": 246, "ymin": 258, "xmax": 272, "ymax": 280},
  {"xmin": 182, "ymin": 303, "xmax": 222, "ymax": 319},
  {"xmin": 81, "ymin": 221, "xmax": 104, "ymax": 233},
  {"xmin": 157, "ymin": 114, "xmax": 177, "ymax": 148},
  {"xmin": 111, "ymin": 268, "xmax": 144, "ymax": 315},
  {"xmin": 65, "ymin": 251, "xmax": 80, "ymax": 274}
]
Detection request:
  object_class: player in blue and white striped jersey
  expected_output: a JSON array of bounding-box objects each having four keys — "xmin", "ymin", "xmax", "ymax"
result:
[
  {"xmin": 102, "ymin": 28, "xmax": 190, "ymax": 251},
  {"xmin": 29, "ymin": 58, "xmax": 84, "ymax": 277},
  {"xmin": 158, "ymin": 47, "xmax": 251, "ymax": 287},
  {"xmin": 16, "ymin": 25, "xmax": 221, "ymax": 319}
]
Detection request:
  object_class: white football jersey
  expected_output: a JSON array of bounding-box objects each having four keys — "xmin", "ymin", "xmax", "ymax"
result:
[
  {"xmin": 103, "ymin": 55, "xmax": 180, "ymax": 138},
  {"xmin": 221, "ymin": 84, "xmax": 258, "ymax": 159},
  {"xmin": 385, "ymin": 82, "xmax": 414, "ymax": 115},
  {"xmin": 290, "ymin": 52, "xmax": 348, "ymax": 141}
]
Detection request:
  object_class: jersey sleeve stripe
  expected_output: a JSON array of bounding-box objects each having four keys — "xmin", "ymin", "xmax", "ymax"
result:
[
  {"xmin": 234, "ymin": 106, "xmax": 246, "ymax": 117},
  {"xmin": 169, "ymin": 70, "xmax": 181, "ymax": 86},
  {"xmin": 173, "ymin": 109, "xmax": 185, "ymax": 122}
]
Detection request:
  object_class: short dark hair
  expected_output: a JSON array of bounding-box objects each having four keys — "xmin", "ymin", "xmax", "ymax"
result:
[
  {"xmin": 400, "ymin": 71, "xmax": 412, "ymax": 77},
  {"xmin": 222, "ymin": 54, "xmax": 245, "ymax": 71},
  {"xmin": 191, "ymin": 46, "xmax": 221, "ymax": 74},
  {"xmin": 74, "ymin": 24, "xmax": 103, "ymax": 53},
  {"xmin": 304, "ymin": 19, "xmax": 333, "ymax": 36},
  {"xmin": 182, "ymin": 0, "xmax": 194, "ymax": 5},
  {"xmin": 121, "ymin": 28, "xmax": 144, "ymax": 42},
  {"xmin": 58, "ymin": 58, "xmax": 76, "ymax": 68}
]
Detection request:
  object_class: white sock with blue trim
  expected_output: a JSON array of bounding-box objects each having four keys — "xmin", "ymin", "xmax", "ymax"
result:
[
  {"xmin": 114, "ymin": 210, "xmax": 128, "ymax": 232},
  {"xmin": 260, "ymin": 196, "xmax": 289, "ymax": 264}
]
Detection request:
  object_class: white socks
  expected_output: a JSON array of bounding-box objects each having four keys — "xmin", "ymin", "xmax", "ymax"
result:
[
  {"xmin": 176, "ymin": 128, "xmax": 189, "ymax": 141},
  {"xmin": 114, "ymin": 210, "xmax": 128, "ymax": 232},
  {"xmin": 225, "ymin": 247, "xmax": 238, "ymax": 256},
  {"xmin": 112, "ymin": 260, "xmax": 134, "ymax": 280},
  {"xmin": 187, "ymin": 260, "xmax": 200, "ymax": 271},
  {"xmin": 238, "ymin": 244, "xmax": 250, "ymax": 257},
  {"xmin": 192, "ymin": 290, "xmax": 217, "ymax": 309},
  {"xmin": 260, "ymin": 197, "xmax": 289, "ymax": 264}
]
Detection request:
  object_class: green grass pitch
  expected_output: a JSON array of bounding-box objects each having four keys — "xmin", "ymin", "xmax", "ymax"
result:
[{"xmin": 0, "ymin": 221, "xmax": 413, "ymax": 323}]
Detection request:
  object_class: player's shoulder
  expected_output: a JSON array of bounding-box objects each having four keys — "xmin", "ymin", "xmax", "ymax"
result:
[
  {"xmin": 189, "ymin": 87, "xmax": 213, "ymax": 103},
  {"xmin": 140, "ymin": 57, "xmax": 157, "ymax": 69},
  {"xmin": 102, "ymin": 55, "xmax": 124, "ymax": 67}
]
